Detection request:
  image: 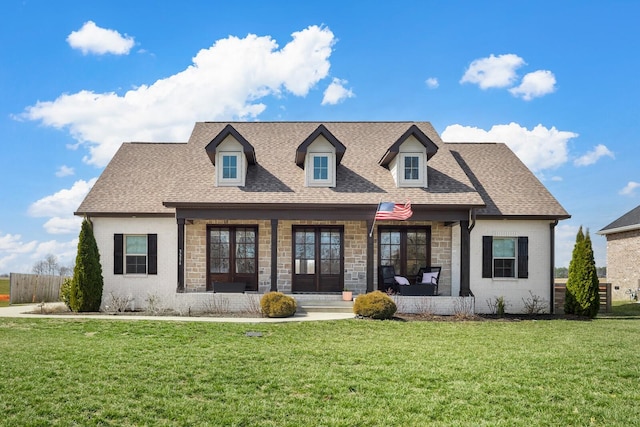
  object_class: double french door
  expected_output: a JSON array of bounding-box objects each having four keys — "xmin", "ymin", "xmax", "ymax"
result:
[
  {"xmin": 378, "ymin": 226, "xmax": 431, "ymax": 278},
  {"xmin": 292, "ymin": 226, "xmax": 343, "ymax": 293},
  {"xmin": 207, "ymin": 225, "xmax": 258, "ymax": 291}
]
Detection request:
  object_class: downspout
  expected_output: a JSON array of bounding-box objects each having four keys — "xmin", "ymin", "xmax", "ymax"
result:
[{"xmin": 550, "ymin": 220, "xmax": 558, "ymax": 314}]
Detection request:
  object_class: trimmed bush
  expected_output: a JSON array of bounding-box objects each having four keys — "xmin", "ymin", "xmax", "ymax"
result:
[
  {"xmin": 260, "ymin": 292, "xmax": 297, "ymax": 318},
  {"xmin": 353, "ymin": 291, "xmax": 397, "ymax": 319}
]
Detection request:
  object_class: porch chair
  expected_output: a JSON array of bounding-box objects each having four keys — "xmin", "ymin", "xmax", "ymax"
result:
[
  {"xmin": 378, "ymin": 265, "xmax": 409, "ymax": 294},
  {"xmin": 416, "ymin": 266, "xmax": 441, "ymax": 295},
  {"xmin": 400, "ymin": 266, "xmax": 441, "ymax": 296}
]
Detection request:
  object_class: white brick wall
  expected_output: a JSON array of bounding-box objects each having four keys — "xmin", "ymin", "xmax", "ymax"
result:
[
  {"xmin": 91, "ymin": 217, "xmax": 177, "ymax": 310},
  {"xmin": 470, "ymin": 219, "xmax": 554, "ymax": 314}
]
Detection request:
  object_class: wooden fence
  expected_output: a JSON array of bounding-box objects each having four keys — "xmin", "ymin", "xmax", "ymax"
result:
[
  {"xmin": 554, "ymin": 280, "xmax": 611, "ymax": 313},
  {"xmin": 9, "ymin": 273, "xmax": 67, "ymax": 304}
]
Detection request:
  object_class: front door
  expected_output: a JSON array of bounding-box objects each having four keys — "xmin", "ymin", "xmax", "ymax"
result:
[
  {"xmin": 207, "ymin": 225, "xmax": 258, "ymax": 292},
  {"xmin": 292, "ymin": 226, "xmax": 343, "ymax": 293}
]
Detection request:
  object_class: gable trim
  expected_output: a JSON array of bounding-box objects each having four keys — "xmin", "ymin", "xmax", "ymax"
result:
[
  {"xmin": 295, "ymin": 124, "xmax": 346, "ymax": 167},
  {"xmin": 379, "ymin": 124, "xmax": 439, "ymax": 168},
  {"xmin": 205, "ymin": 124, "xmax": 256, "ymax": 165}
]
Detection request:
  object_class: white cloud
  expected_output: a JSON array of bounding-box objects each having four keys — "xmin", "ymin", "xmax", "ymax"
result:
[
  {"xmin": 321, "ymin": 78, "xmax": 355, "ymax": 105},
  {"xmin": 55, "ymin": 165, "xmax": 75, "ymax": 177},
  {"xmin": 442, "ymin": 122, "xmax": 579, "ymax": 173},
  {"xmin": 67, "ymin": 21, "xmax": 135, "ymax": 55},
  {"xmin": 509, "ymin": 70, "xmax": 557, "ymax": 100},
  {"xmin": 28, "ymin": 178, "xmax": 97, "ymax": 236},
  {"xmin": 425, "ymin": 77, "xmax": 439, "ymax": 89},
  {"xmin": 574, "ymin": 144, "xmax": 614, "ymax": 166},
  {"xmin": 551, "ymin": 176, "xmax": 563, "ymax": 182},
  {"xmin": 619, "ymin": 181, "xmax": 640, "ymax": 196},
  {"xmin": 460, "ymin": 54, "xmax": 525, "ymax": 89},
  {"xmin": 23, "ymin": 25, "xmax": 336, "ymax": 167},
  {"xmin": 32, "ymin": 239, "xmax": 78, "ymax": 266},
  {"xmin": 0, "ymin": 233, "xmax": 38, "ymax": 273}
]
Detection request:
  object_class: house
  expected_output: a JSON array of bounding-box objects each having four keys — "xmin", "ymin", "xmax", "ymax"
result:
[
  {"xmin": 75, "ymin": 121, "xmax": 569, "ymax": 314},
  {"xmin": 598, "ymin": 205, "xmax": 640, "ymax": 299}
]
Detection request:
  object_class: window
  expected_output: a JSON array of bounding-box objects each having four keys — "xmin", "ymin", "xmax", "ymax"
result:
[
  {"xmin": 398, "ymin": 153, "xmax": 426, "ymax": 187},
  {"xmin": 126, "ymin": 236, "xmax": 147, "ymax": 274},
  {"xmin": 404, "ymin": 155, "xmax": 420, "ymax": 180},
  {"xmin": 307, "ymin": 153, "xmax": 334, "ymax": 186},
  {"xmin": 114, "ymin": 234, "xmax": 157, "ymax": 275},
  {"xmin": 493, "ymin": 238, "xmax": 515, "ymax": 278},
  {"xmin": 482, "ymin": 236, "xmax": 528, "ymax": 279},
  {"xmin": 313, "ymin": 155, "xmax": 328, "ymax": 180},
  {"xmin": 222, "ymin": 154, "xmax": 238, "ymax": 179}
]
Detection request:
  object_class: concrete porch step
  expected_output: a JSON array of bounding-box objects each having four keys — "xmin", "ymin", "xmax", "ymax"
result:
[{"xmin": 297, "ymin": 299, "xmax": 354, "ymax": 314}]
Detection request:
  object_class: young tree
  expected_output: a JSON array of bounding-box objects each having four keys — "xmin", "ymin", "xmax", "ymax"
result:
[
  {"xmin": 564, "ymin": 226, "xmax": 600, "ymax": 317},
  {"xmin": 70, "ymin": 218, "xmax": 104, "ymax": 312}
]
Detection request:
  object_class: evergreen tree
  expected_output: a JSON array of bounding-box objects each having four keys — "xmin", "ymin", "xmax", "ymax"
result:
[
  {"xmin": 564, "ymin": 226, "xmax": 600, "ymax": 317},
  {"xmin": 70, "ymin": 218, "xmax": 104, "ymax": 312}
]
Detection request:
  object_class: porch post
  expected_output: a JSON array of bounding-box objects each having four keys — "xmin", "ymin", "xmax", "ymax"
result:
[
  {"xmin": 367, "ymin": 219, "xmax": 374, "ymax": 292},
  {"xmin": 271, "ymin": 219, "xmax": 278, "ymax": 292},
  {"xmin": 459, "ymin": 220, "xmax": 471, "ymax": 296},
  {"xmin": 177, "ymin": 218, "xmax": 185, "ymax": 292}
]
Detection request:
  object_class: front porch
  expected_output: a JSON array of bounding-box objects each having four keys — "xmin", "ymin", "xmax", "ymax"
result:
[
  {"xmin": 177, "ymin": 216, "xmax": 471, "ymax": 297},
  {"xmin": 171, "ymin": 291, "xmax": 476, "ymax": 316}
]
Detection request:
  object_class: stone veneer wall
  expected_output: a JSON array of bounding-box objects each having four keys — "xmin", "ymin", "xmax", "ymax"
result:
[
  {"xmin": 185, "ymin": 219, "xmax": 453, "ymax": 294},
  {"xmin": 606, "ymin": 229, "xmax": 640, "ymax": 300},
  {"xmin": 185, "ymin": 220, "xmax": 272, "ymax": 292}
]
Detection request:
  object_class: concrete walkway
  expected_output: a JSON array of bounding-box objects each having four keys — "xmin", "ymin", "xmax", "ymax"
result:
[{"xmin": 0, "ymin": 303, "xmax": 355, "ymax": 323}]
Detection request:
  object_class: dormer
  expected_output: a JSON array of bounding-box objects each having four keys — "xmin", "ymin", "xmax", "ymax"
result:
[
  {"xmin": 295, "ymin": 124, "xmax": 346, "ymax": 187},
  {"xmin": 205, "ymin": 125, "xmax": 256, "ymax": 187},
  {"xmin": 378, "ymin": 124, "xmax": 439, "ymax": 188}
]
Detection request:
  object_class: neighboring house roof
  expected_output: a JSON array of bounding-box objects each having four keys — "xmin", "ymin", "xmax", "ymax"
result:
[
  {"xmin": 76, "ymin": 122, "xmax": 569, "ymax": 220},
  {"xmin": 447, "ymin": 143, "xmax": 570, "ymax": 219},
  {"xmin": 598, "ymin": 205, "xmax": 640, "ymax": 235}
]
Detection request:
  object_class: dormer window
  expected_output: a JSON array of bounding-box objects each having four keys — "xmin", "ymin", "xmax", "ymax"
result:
[
  {"xmin": 205, "ymin": 124, "xmax": 256, "ymax": 187},
  {"xmin": 222, "ymin": 154, "xmax": 238, "ymax": 179},
  {"xmin": 379, "ymin": 125, "xmax": 438, "ymax": 189},
  {"xmin": 313, "ymin": 155, "xmax": 329, "ymax": 180},
  {"xmin": 296, "ymin": 124, "xmax": 346, "ymax": 188}
]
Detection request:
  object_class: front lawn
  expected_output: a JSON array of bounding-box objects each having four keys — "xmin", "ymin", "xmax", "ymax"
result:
[{"xmin": 1, "ymin": 317, "xmax": 639, "ymax": 426}]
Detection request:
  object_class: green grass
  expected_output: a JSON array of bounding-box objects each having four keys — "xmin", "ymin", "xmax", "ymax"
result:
[
  {"xmin": 609, "ymin": 300, "xmax": 640, "ymax": 317},
  {"xmin": 1, "ymin": 317, "xmax": 639, "ymax": 426}
]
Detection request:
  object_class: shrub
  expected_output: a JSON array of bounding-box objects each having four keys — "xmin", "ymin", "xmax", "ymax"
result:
[
  {"xmin": 260, "ymin": 292, "xmax": 297, "ymax": 318},
  {"xmin": 353, "ymin": 291, "xmax": 397, "ymax": 319},
  {"xmin": 564, "ymin": 227, "xmax": 600, "ymax": 318},
  {"xmin": 70, "ymin": 218, "xmax": 104, "ymax": 312},
  {"xmin": 59, "ymin": 277, "xmax": 73, "ymax": 310}
]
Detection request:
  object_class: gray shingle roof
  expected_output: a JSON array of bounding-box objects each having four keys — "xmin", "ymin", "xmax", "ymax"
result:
[
  {"xmin": 598, "ymin": 205, "xmax": 640, "ymax": 234},
  {"xmin": 446, "ymin": 142, "xmax": 570, "ymax": 218},
  {"xmin": 76, "ymin": 122, "xmax": 568, "ymax": 220}
]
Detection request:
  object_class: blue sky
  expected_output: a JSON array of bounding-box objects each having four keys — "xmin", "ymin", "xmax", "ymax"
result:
[{"xmin": 2, "ymin": 0, "xmax": 639, "ymax": 274}]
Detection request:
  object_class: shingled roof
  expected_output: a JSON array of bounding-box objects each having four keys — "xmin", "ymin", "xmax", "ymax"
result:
[
  {"xmin": 447, "ymin": 143, "xmax": 570, "ymax": 219},
  {"xmin": 76, "ymin": 121, "xmax": 569, "ymax": 220},
  {"xmin": 598, "ymin": 205, "xmax": 640, "ymax": 235}
]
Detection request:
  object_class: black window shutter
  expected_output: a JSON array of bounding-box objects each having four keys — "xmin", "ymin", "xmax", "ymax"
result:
[
  {"xmin": 114, "ymin": 234, "xmax": 124, "ymax": 275},
  {"xmin": 517, "ymin": 236, "xmax": 529, "ymax": 279},
  {"xmin": 148, "ymin": 234, "xmax": 158, "ymax": 275},
  {"xmin": 482, "ymin": 236, "xmax": 493, "ymax": 278}
]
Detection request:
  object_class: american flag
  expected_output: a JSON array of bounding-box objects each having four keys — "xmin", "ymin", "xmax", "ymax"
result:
[{"xmin": 375, "ymin": 201, "xmax": 413, "ymax": 220}]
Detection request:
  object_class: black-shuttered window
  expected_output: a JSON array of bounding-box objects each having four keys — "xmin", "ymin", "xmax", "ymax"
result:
[
  {"xmin": 114, "ymin": 234, "xmax": 157, "ymax": 275},
  {"xmin": 482, "ymin": 236, "xmax": 528, "ymax": 279}
]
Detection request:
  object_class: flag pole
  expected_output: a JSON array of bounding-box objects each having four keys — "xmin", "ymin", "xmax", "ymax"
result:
[{"xmin": 369, "ymin": 199, "xmax": 382, "ymax": 238}]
